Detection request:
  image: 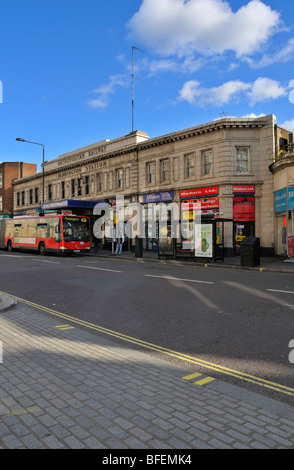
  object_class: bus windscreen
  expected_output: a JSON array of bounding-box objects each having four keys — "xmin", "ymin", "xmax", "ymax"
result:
[{"xmin": 63, "ymin": 217, "xmax": 90, "ymax": 243}]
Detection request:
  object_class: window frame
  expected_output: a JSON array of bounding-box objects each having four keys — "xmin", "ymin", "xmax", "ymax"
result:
[
  {"xmin": 236, "ymin": 147, "xmax": 250, "ymax": 173},
  {"xmin": 202, "ymin": 149, "xmax": 213, "ymax": 176},
  {"xmin": 160, "ymin": 158, "xmax": 170, "ymax": 183}
]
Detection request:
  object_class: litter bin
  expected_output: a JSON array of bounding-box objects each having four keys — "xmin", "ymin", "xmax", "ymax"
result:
[
  {"xmin": 135, "ymin": 236, "xmax": 143, "ymax": 258},
  {"xmin": 240, "ymin": 237, "xmax": 260, "ymax": 267}
]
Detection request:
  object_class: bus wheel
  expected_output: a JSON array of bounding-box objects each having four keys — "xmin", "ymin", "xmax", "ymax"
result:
[
  {"xmin": 7, "ymin": 240, "xmax": 12, "ymax": 252},
  {"xmin": 39, "ymin": 242, "xmax": 46, "ymax": 256}
]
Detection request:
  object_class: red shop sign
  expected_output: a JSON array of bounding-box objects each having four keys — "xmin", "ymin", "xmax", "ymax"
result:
[
  {"xmin": 233, "ymin": 185, "xmax": 255, "ymax": 194},
  {"xmin": 287, "ymin": 236, "xmax": 294, "ymax": 258},
  {"xmin": 233, "ymin": 197, "xmax": 255, "ymax": 221},
  {"xmin": 180, "ymin": 186, "xmax": 219, "ymax": 198}
]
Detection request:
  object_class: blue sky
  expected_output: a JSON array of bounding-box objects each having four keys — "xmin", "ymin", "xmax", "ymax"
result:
[{"xmin": 1, "ymin": 0, "xmax": 294, "ymax": 170}]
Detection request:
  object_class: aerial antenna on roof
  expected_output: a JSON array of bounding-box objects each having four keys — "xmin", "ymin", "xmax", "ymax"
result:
[{"xmin": 132, "ymin": 46, "xmax": 144, "ymax": 132}]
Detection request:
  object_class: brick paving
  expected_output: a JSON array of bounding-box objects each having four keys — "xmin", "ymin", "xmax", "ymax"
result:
[{"xmin": 1, "ymin": 297, "xmax": 294, "ymax": 449}]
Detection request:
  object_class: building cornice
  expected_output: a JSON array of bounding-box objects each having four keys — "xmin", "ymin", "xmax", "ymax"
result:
[
  {"xmin": 12, "ymin": 116, "xmax": 271, "ymax": 186},
  {"xmin": 269, "ymin": 154, "xmax": 294, "ymax": 174}
]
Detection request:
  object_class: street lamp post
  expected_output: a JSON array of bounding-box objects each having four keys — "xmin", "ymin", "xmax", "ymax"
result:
[{"xmin": 16, "ymin": 138, "xmax": 45, "ymax": 205}]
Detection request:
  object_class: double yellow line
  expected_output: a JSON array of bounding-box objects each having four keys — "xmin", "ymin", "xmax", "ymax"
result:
[{"xmin": 2, "ymin": 290, "xmax": 294, "ymax": 397}]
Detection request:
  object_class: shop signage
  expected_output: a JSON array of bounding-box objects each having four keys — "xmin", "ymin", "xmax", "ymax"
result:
[
  {"xmin": 182, "ymin": 197, "xmax": 219, "ymax": 211},
  {"xmin": 195, "ymin": 223, "xmax": 213, "ymax": 258},
  {"xmin": 233, "ymin": 197, "xmax": 255, "ymax": 221},
  {"xmin": 288, "ymin": 188, "xmax": 294, "ymax": 210},
  {"xmin": 233, "ymin": 185, "xmax": 255, "ymax": 194},
  {"xmin": 180, "ymin": 186, "xmax": 219, "ymax": 198},
  {"xmin": 274, "ymin": 188, "xmax": 287, "ymax": 212},
  {"xmin": 139, "ymin": 192, "xmax": 173, "ymax": 204},
  {"xmin": 287, "ymin": 236, "xmax": 294, "ymax": 258}
]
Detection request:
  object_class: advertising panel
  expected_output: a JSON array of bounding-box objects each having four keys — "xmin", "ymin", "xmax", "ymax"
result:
[
  {"xmin": 233, "ymin": 197, "xmax": 255, "ymax": 221},
  {"xmin": 194, "ymin": 223, "xmax": 213, "ymax": 258}
]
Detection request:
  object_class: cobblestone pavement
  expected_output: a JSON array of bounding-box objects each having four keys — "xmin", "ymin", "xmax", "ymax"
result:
[{"xmin": 1, "ymin": 295, "xmax": 294, "ymax": 450}]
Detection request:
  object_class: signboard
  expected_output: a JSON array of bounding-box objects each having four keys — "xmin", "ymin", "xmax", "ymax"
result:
[
  {"xmin": 233, "ymin": 185, "xmax": 255, "ymax": 194},
  {"xmin": 233, "ymin": 197, "xmax": 255, "ymax": 221},
  {"xmin": 180, "ymin": 186, "xmax": 219, "ymax": 198},
  {"xmin": 195, "ymin": 223, "xmax": 213, "ymax": 258},
  {"xmin": 274, "ymin": 188, "xmax": 287, "ymax": 212},
  {"xmin": 139, "ymin": 192, "xmax": 173, "ymax": 204},
  {"xmin": 287, "ymin": 236, "xmax": 294, "ymax": 258},
  {"xmin": 288, "ymin": 188, "xmax": 294, "ymax": 210}
]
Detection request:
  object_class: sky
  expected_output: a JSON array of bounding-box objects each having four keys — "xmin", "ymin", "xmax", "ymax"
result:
[{"xmin": 1, "ymin": 0, "xmax": 294, "ymax": 171}]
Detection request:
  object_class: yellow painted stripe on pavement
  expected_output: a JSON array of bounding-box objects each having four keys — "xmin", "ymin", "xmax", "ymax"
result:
[
  {"xmin": 182, "ymin": 372, "xmax": 202, "ymax": 380},
  {"xmin": 194, "ymin": 377, "xmax": 215, "ymax": 386},
  {"xmin": 2, "ymin": 290, "xmax": 294, "ymax": 397},
  {"xmin": 54, "ymin": 324, "xmax": 75, "ymax": 330}
]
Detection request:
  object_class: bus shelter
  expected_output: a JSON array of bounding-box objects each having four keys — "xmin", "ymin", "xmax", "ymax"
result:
[{"xmin": 158, "ymin": 217, "xmax": 233, "ymax": 262}]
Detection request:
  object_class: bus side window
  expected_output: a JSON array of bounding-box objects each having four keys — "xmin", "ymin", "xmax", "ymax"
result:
[
  {"xmin": 37, "ymin": 223, "xmax": 48, "ymax": 238},
  {"xmin": 14, "ymin": 224, "xmax": 21, "ymax": 237}
]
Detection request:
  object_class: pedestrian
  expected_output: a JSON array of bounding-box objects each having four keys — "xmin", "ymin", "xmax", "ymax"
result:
[{"xmin": 115, "ymin": 230, "xmax": 124, "ymax": 255}]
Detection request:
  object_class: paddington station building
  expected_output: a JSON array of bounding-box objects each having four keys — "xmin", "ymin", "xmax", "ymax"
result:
[{"xmin": 9, "ymin": 114, "xmax": 294, "ymax": 257}]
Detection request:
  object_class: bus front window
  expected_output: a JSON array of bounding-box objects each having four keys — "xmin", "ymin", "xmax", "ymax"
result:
[{"xmin": 62, "ymin": 217, "xmax": 90, "ymax": 242}]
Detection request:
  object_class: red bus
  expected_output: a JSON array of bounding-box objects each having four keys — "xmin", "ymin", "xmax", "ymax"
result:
[{"xmin": 0, "ymin": 214, "xmax": 91, "ymax": 255}]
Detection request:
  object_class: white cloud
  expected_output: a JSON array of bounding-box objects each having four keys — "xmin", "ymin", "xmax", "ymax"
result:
[
  {"xmin": 247, "ymin": 77, "xmax": 287, "ymax": 105},
  {"xmin": 88, "ymin": 74, "xmax": 128, "ymax": 109},
  {"xmin": 127, "ymin": 0, "xmax": 281, "ymax": 58},
  {"xmin": 245, "ymin": 38, "xmax": 294, "ymax": 68},
  {"xmin": 179, "ymin": 79, "xmax": 250, "ymax": 106},
  {"xmin": 178, "ymin": 77, "xmax": 287, "ymax": 107},
  {"xmin": 280, "ymin": 118, "xmax": 294, "ymax": 132}
]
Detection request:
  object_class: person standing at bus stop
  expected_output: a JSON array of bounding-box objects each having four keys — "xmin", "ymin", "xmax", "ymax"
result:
[{"xmin": 115, "ymin": 229, "xmax": 124, "ymax": 255}]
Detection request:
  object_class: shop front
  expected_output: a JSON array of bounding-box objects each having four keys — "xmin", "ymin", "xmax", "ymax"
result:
[
  {"xmin": 274, "ymin": 187, "xmax": 294, "ymax": 256},
  {"xmin": 179, "ymin": 186, "xmax": 219, "ymax": 250},
  {"xmin": 233, "ymin": 185, "xmax": 255, "ymax": 254},
  {"xmin": 138, "ymin": 191, "xmax": 174, "ymax": 251}
]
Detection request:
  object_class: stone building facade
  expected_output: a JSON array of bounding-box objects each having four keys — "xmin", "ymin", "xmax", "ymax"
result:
[
  {"xmin": 11, "ymin": 114, "xmax": 291, "ymax": 255},
  {"xmin": 270, "ymin": 127, "xmax": 294, "ymax": 256}
]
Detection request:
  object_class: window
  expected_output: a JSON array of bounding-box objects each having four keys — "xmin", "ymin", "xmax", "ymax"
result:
[
  {"xmin": 0, "ymin": 196, "xmax": 2, "ymax": 211},
  {"xmin": 77, "ymin": 178, "xmax": 82, "ymax": 196},
  {"xmin": 17, "ymin": 192, "xmax": 20, "ymax": 207},
  {"xmin": 147, "ymin": 163, "xmax": 155, "ymax": 184},
  {"xmin": 21, "ymin": 191, "xmax": 25, "ymax": 205},
  {"xmin": 236, "ymin": 147, "xmax": 249, "ymax": 173},
  {"xmin": 202, "ymin": 150, "xmax": 213, "ymax": 175},
  {"xmin": 61, "ymin": 181, "xmax": 65, "ymax": 199},
  {"xmin": 71, "ymin": 179, "xmax": 75, "ymax": 197},
  {"xmin": 48, "ymin": 184, "xmax": 53, "ymax": 201},
  {"xmin": 97, "ymin": 173, "xmax": 103, "ymax": 192},
  {"xmin": 29, "ymin": 189, "xmax": 33, "ymax": 205},
  {"xmin": 185, "ymin": 154, "xmax": 195, "ymax": 178},
  {"xmin": 161, "ymin": 159, "xmax": 169, "ymax": 182},
  {"xmin": 35, "ymin": 187, "xmax": 39, "ymax": 204},
  {"xmin": 116, "ymin": 169, "xmax": 123, "ymax": 189},
  {"xmin": 85, "ymin": 176, "xmax": 89, "ymax": 195},
  {"xmin": 0, "ymin": 173, "xmax": 2, "ymax": 189}
]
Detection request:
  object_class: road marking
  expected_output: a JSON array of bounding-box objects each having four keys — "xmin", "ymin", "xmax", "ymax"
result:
[
  {"xmin": 77, "ymin": 265, "xmax": 122, "ymax": 273},
  {"xmin": 267, "ymin": 289, "xmax": 294, "ymax": 295},
  {"xmin": 195, "ymin": 376, "xmax": 215, "ymax": 386},
  {"xmin": 54, "ymin": 324, "xmax": 75, "ymax": 331},
  {"xmin": 33, "ymin": 259, "xmax": 60, "ymax": 264},
  {"xmin": 0, "ymin": 254, "xmax": 25, "ymax": 258},
  {"xmin": 183, "ymin": 372, "xmax": 202, "ymax": 380},
  {"xmin": 5, "ymin": 407, "xmax": 41, "ymax": 416},
  {"xmin": 145, "ymin": 274, "xmax": 213, "ymax": 284},
  {"xmin": 183, "ymin": 372, "xmax": 215, "ymax": 386},
  {"xmin": 2, "ymin": 290, "xmax": 294, "ymax": 397}
]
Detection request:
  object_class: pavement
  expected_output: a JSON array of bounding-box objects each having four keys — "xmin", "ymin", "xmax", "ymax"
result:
[
  {"xmin": 91, "ymin": 247, "xmax": 294, "ymax": 274},
  {"xmin": 1, "ymin": 251, "xmax": 294, "ymax": 450}
]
